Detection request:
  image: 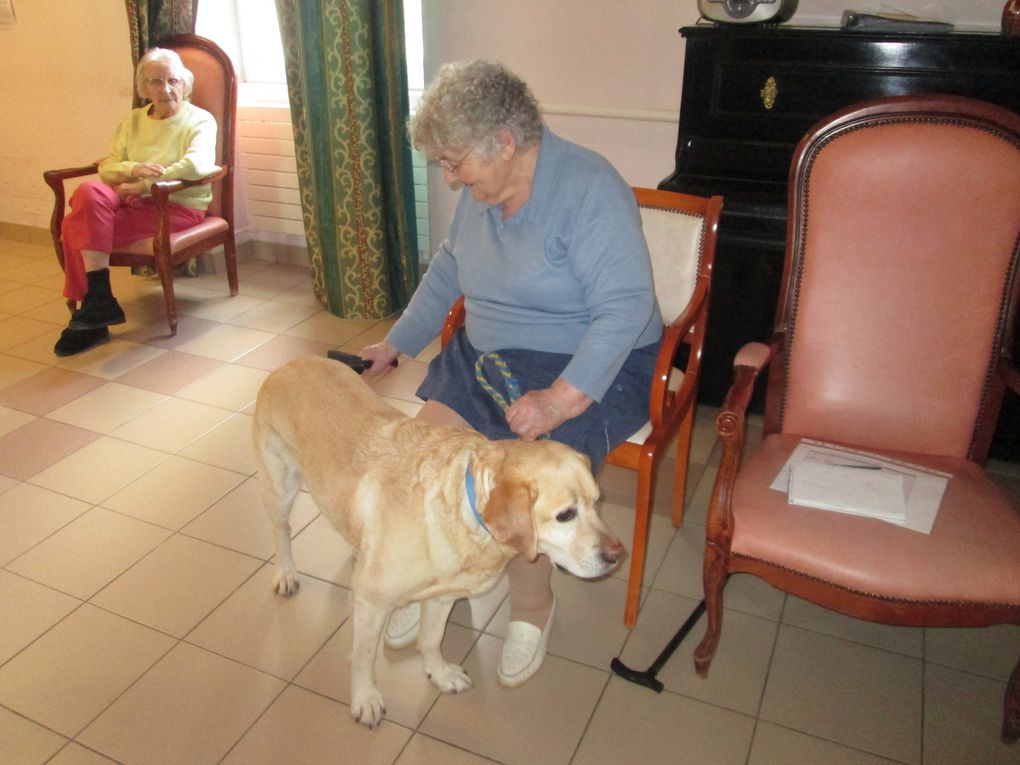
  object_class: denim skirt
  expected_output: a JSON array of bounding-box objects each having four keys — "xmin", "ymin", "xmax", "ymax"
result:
[{"xmin": 416, "ymin": 329, "xmax": 657, "ymax": 473}]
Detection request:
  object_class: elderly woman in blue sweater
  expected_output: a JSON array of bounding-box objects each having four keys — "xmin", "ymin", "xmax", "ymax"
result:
[{"xmin": 360, "ymin": 60, "xmax": 661, "ymax": 686}]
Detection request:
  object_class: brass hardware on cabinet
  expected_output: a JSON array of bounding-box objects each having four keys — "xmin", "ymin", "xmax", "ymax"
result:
[{"xmin": 760, "ymin": 76, "xmax": 778, "ymax": 110}]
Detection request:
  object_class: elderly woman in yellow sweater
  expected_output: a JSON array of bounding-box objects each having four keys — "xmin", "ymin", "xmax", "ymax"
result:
[{"xmin": 55, "ymin": 46, "xmax": 219, "ymax": 356}]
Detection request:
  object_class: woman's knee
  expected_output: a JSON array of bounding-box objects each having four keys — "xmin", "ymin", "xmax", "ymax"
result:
[{"xmin": 69, "ymin": 181, "xmax": 120, "ymax": 213}]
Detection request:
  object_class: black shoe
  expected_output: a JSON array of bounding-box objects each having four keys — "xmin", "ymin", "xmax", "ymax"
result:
[
  {"xmin": 69, "ymin": 268, "xmax": 126, "ymax": 330},
  {"xmin": 54, "ymin": 327, "xmax": 110, "ymax": 357},
  {"xmin": 68, "ymin": 296, "xmax": 126, "ymax": 330}
]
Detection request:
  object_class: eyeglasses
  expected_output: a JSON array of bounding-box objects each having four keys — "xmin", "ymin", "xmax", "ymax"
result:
[
  {"xmin": 144, "ymin": 77, "xmax": 182, "ymax": 88},
  {"xmin": 434, "ymin": 147, "xmax": 474, "ymax": 174}
]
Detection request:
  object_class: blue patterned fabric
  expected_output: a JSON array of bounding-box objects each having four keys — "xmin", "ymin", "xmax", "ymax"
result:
[{"xmin": 417, "ymin": 329, "xmax": 657, "ymax": 473}]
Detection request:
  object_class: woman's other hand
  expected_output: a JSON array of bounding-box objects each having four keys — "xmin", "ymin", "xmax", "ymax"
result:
[
  {"xmin": 506, "ymin": 378, "xmax": 592, "ymax": 441},
  {"xmin": 360, "ymin": 340, "xmax": 400, "ymax": 378},
  {"xmin": 132, "ymin": 162, "xmax": 165, "ymax": 178},
  {"xmin": 114, "ymin": 180, "xmax": 147, "ymax": 201}
]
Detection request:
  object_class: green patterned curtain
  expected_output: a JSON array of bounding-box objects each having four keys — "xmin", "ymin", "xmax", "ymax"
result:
[
  {"xmin": 275, "ymin": 0, "xmax": 419, "ymax": 318},
  {"xmin": 125, "ymin": 0, "xmax": 197, "ymax": 66}
]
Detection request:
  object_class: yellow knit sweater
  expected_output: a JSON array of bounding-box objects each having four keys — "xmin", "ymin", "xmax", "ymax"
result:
[{"xmin": 98, "ymin": 101, "xmax": 219, "ymax": 211}]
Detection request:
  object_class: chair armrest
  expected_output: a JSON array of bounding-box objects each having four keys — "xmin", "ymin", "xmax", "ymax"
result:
[
  {"xmin": 717, "ymin": 341, "xmax": 772, "ymax": 436},
  {"xmin": 647, "ymin": 277, "xmax": 710, "ymax": 429},
  {"xmin": 148, "ymin": 167, "xmax": 229, "ymax": 253},
  {"xmin": 440, "ymin": 295, "xmax": 466, "ymax": 348},
  {"xmin": 43, "ymin": 163, "xmax": 102, "ymax": 191},
  {"xmin": 707, "ymin": 340, "xmax": 776, "ymax": 537},
  {"xmin": 150, "ymin": 166, "xmax": 228, "ymax": 204}
]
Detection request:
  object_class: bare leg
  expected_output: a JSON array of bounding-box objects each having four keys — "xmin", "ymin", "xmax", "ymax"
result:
[
  {"xmin": 507, "ymin": 554, "xmax": 554, "ymax": 628},
  {"xmin": 82, "ymin": 249, "xmax": 111, "ymax": 272}
]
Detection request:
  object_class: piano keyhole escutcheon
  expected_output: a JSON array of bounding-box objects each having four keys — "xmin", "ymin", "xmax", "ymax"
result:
[{"xmin": 760, "ymin": 76, "xmax": 778, "ymax": 110}]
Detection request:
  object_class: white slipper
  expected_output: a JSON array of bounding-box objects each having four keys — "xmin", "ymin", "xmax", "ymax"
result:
[
  {"xmin": 384, "ymin": 602, "xmax": 420, "ymax": 649},
  {"xmin": 498, "ymin": 597, "xmax": 556, "ymax": 687}
]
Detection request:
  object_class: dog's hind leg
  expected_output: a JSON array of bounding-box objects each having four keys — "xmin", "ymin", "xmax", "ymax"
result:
[
  {"xmin": 254, "ymin": 423, "xmax": 303, "ymax": 596},
  {"xmin": 419, "ymin": 599, "xmax": 473, "ymax": 694},
  {"xmin": 349, "ymin": 596, "xmax": 389, "ymax": 728}
]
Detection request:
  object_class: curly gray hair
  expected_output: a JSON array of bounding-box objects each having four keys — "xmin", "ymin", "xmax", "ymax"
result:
[
  {"xmin": 134, "ymin": 47, "xmax": 194, "ymax": 101},
  {"xmin": 408, "ymin": 60, "xmax": 543, "ymax": 161}
]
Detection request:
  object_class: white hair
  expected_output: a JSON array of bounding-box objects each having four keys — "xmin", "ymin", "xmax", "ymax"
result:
[{"xmin": 134, "ymin": 47, "xmax": 194, "ymax": 101}]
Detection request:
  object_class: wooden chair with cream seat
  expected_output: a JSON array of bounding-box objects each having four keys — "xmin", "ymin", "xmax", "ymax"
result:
[
  {"xmin": 440, "ymin": 187, "xmax": 723, "ymax": 627},
  {"xmin": 44, "ymin": 33, "xmax": 238, "ymax": 337},
  {"xmin": 693, "ymin": 94, "xmax": 1020, "ymax": 744}
]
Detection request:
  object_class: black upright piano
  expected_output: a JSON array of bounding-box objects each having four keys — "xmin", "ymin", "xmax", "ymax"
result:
[{"xmin": 660, "ymin": 24, "xmax": 1020, "ymax": 459}]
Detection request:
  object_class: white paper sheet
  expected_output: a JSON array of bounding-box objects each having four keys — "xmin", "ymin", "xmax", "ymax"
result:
[{"xmin": 771, "ymin": 439, "xmax": 950, "ymax": 534}]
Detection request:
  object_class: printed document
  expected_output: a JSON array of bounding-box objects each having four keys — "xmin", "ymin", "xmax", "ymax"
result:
[{"xmin": 770, "ymin": 439, "xmax": 950, "ymax": 534}]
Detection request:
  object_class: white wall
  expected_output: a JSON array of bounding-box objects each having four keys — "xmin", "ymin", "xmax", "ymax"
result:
[
  {"xmin": 420, "ymin": 0, "xmax": 1006, "ymax": 254},
  {"xmin": 0, "ymin": 2, "xmax": 130, "ymax": 230}
]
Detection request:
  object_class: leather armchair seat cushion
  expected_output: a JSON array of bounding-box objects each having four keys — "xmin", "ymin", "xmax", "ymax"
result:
[
  {"xmin": 731, "ymin": 433, "xmax": 1020, "ymax": 605},
  {"xmin": 117, "ymin": 216, "xmax": 230, "ymax": 257}
]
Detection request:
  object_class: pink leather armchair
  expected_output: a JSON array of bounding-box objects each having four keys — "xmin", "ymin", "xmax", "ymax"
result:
[{"xmin": 694, "ymin": 95, "xmax": 1020, "ymax": 744}]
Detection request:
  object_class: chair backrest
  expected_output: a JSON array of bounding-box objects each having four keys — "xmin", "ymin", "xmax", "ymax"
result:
[
  {"xmin": 634, "ymin": 188, "xmax": 721, "ymax": 324},
  {"xmin": 159, "ymin": 33, "xmax": 237, "ymax": 220},
  {"xmin": 770, "ymin": 95, "xmax": 1020, "ymax": 461}
]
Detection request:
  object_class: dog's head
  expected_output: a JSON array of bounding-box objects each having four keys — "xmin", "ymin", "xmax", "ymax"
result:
[{"xmin": 471, "ymin": 440, "xmax": 624, "ymax": 579}]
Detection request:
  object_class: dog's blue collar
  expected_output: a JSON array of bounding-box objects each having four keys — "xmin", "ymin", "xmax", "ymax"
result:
[{"xmin": 465, "ymin": 463, "xmax": 490, "ymax": 535}]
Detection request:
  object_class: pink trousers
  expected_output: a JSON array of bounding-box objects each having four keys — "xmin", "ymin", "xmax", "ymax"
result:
[{"xmin": 61, "ymin": 180, "xmax": 205, "ymax": 301}]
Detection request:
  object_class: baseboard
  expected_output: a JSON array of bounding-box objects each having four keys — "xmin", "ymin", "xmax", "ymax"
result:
[
  {"xmin": 241, "ymin": 239, "xmax": 309, "ymax": 267},
  {"xmin": 0, "ymin": 222, "xmax": 52, "ymax": 247}
]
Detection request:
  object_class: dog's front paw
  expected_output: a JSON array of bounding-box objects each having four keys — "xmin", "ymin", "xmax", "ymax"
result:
[
  {"xmin": 427, "ymin": 662, "xmax": 473, "ymax": 694},
  {"xmin": 272, "ymin": 568, "xmax": 300, "ymax": 596},
  {"xmin": 350, "ymin": 687, "xmax": 386, "ymax": 729}
]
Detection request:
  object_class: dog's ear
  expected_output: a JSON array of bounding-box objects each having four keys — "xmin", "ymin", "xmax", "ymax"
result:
[
  {"xmin": 472, "ymin": 447, "xmax": 539, "ymax": 560},
  {"xmin": 483, "ymin": 479, "xmax": 538, "ymax": 560}
]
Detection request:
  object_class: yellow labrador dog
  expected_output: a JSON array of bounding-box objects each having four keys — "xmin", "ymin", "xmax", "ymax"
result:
[{"xmin": 252, "ymin": 356, "xmax": 623, "ymax": 728}]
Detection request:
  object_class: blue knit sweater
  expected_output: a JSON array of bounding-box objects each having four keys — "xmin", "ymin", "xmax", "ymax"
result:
[{"xmin": 387, "ymin": 128, "xmax": 661, "ymax": 402}]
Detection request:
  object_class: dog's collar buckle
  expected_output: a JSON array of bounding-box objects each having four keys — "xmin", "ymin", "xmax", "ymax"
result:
[{"xmin": 465, "ymin": 463, "xmax": 491, "ymax": 535}]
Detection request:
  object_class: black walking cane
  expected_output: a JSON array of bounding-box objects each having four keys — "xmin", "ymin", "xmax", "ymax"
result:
[{"xmin": 610, "ymin": 599, "xmax": 706, "ymax": 693}]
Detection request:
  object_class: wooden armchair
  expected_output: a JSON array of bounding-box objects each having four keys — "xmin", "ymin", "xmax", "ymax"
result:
[
  {"xmin": 43, "ymin": 33, "xmax": 238, "ymax": 336},
  {"xmin": 441, "ymin": 187, "xmax": 722, "ymax": 627},
  {"xmin": 694, "ymin": 95, "xmax": 1020, "ymax": 744}
]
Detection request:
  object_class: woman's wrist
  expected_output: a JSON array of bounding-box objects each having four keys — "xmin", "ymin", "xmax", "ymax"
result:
[{"xmin": 550, "ymin": 378, "xmax": 592, "ymax": 419}]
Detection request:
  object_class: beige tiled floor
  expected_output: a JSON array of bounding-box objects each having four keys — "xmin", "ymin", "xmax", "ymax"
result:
[{"xmin": 1, "ymin": 237, "xmax": 1018, "ymax": 765}]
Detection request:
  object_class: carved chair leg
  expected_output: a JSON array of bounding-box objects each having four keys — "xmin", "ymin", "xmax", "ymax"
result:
[
  {"xmin": 1003, "ymin": 654, "xmax": 1020, "ymax": 744},
  {"xmin": 224, "ymin": 238, "xmax": 239, "ymax": 296},
  {"xmin": 154, "ymin": 259, "xmax": 178, "ymax": 337},
  {"xmin": 693, "ymin": 541, "xmax": 727, "ymax": 677}
]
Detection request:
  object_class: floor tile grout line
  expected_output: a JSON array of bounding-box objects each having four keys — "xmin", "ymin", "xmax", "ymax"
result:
[
  {"xmin": 2, "ymin": 593, "xmax": 181, "ymax": 751},
  {"xmin": 567, "ymin": 669, "xmax": 613, "ymax": 765}
]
